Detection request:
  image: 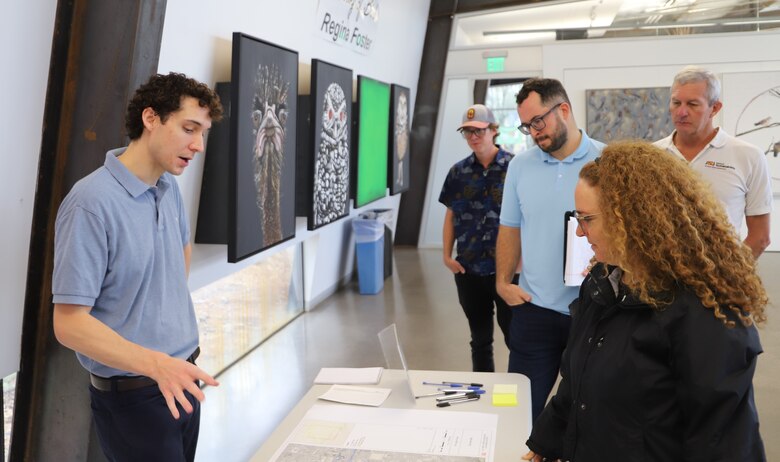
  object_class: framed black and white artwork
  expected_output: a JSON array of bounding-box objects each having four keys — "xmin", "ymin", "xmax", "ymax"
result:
[
  {"xmin": 389, "ymin": 84, "xmax": 410, "ymax": 195},
  {"xmin": 228, "ymin": 32, "xmax": 298, "ymax": 263}
]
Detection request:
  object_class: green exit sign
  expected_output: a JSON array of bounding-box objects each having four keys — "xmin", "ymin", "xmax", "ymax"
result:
[{"xmin": 486, "ymin": 56, "xmax": 505, "ymax": 73}]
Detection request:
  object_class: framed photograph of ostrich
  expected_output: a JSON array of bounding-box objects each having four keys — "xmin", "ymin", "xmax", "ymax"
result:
[
  {"xmin": 354, "ymin": 75, "xmax": 390, "ymax": 208},
  {"xmin": 389, "ymin": 84, "xmax": 410, "ymax": 195},
  {"xmin": 228, "ymin": 32, "xmax": 298, "ymax": 263},
  {"xmin": 306, "ymin": 59, "xmax": 353, "ymax": 230}
]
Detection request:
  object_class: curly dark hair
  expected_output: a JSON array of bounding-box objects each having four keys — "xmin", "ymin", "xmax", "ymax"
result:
[
  {"xmin": 579, "ymin": 141, "xmax": 767, "ymax": 327},
  {"xmin": 125, "ymin": 72, "xmax": 223, "ymax": 140},
  {"xmin": 515, "ymin": 78, "xmax": 571, "ymax": 107}
]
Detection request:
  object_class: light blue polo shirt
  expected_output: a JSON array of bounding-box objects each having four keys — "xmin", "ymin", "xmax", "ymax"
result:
[
  {"xmin": 53, "ymin": 148, "xmax": 198, "ymax": 377},
  {"xmin": 500, "ymin": 131, "xmax": 604, "ymax": 314}
]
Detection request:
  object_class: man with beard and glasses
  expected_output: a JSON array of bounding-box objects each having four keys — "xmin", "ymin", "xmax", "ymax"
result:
[{"xmin": 495, "ymin": 78, "xmax": 605, "ymax": 423}]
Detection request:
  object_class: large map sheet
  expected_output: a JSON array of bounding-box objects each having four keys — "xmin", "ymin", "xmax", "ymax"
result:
[{"xmin": 270, "ymin": 404, "xmax": 498, "ymax": 462}]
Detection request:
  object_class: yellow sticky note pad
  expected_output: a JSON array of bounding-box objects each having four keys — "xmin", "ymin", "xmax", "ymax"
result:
[
  {"xmin": 492, "ymin": 384, "xmax": 518, "ymax": 407},
  {"xmin": 493, "ymin": 393, "xmax": 517, "ymax": 406},
  {"xmin": 493, "ymin": 384, "xmax": 517, "ymax": 395}
]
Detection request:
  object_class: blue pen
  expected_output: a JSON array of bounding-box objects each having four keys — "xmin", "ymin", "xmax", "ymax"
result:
[
  {"xmin": 443, "ymin": 381, "xmax": 483, "ymax": 387},
  {"xmin": 439, "ymin": 388, "xmax": 485, "ymax": 394},
  {"xmin": 423, "ymin": 381, "xmax": 462, "ymax": 387}
]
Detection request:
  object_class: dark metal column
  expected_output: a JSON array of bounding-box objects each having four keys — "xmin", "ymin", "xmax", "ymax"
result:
[
  {"xmin": 11, "ymin": 1, "xmax": 167, "ymax": 460},
  {"xmin": 395, "ymin": 0, "xmax": 536, "ymax": 245},
  {"xmin": 395, "ymin": 1, "xmax": 457, "ymax": 246}
]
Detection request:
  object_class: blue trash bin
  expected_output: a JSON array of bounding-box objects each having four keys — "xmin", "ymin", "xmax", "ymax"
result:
[{"xmin": 352, "ymin": 218, "xmax": 385, "ymax": 294}]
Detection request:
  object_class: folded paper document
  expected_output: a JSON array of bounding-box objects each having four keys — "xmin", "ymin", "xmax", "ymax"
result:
[
  {"xmin": 318, "ymin": 384, "xmax": 392, "ymax": 407},
  {"xmin": 314, "ymin": 367, "xmax": 384, "ymax": 385}
]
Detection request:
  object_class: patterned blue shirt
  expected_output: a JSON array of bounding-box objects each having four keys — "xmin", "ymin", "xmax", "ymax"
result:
[{"xmin": 439, "ymin": 149, "xmax": 514, "ymax": 275}]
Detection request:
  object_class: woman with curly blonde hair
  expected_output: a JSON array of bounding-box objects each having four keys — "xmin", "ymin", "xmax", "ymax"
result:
[{"xmin": 524, "ymin": 141, "xmax": 767, "ymax": 462}]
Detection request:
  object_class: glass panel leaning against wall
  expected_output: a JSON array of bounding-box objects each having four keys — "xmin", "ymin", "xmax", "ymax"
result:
[
  {"xmin": 3, "ymin": 371, "xmax": 16, "ymax": 462},
  {"xmin": 192, "ymin": 244, "xmax": 304, "ymax": 376}
]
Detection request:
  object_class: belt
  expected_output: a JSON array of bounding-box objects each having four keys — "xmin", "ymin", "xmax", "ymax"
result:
[{"xmin": 90, "ymin": 346, "xmax": 200, "ymax": 392}]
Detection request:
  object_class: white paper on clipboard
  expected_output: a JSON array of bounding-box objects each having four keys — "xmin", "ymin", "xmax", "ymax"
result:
[{"xmin": 564, "ymin": 216, "xmax": 595, "ymax": 286}]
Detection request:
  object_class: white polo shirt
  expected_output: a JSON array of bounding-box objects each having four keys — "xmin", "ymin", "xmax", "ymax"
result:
[{"xmin": 655, "ymin": 128, "xmax": 772, "ymax": 234}]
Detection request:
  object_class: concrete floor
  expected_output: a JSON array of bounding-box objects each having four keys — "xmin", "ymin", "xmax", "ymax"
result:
[{"xmin": 196, "ymin": 247, "xmax": 780, "ymax": 461}]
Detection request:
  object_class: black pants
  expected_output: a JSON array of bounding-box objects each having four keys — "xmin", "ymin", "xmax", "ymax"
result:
[
  {"xmin": 454, "ymin": 272, "xmax": 515, "ymax": 372},
  {"xmin": 508, "ymin": 302, "xmax": 572, "ymax": 422},
  {"xmin": 89, "ymin": 384, "xmax": 201, "ymax": 462}
]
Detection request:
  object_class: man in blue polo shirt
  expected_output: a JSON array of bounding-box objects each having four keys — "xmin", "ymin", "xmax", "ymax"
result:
[
  {"xmin": 439, "ymin": 104, "xmax": 515, "ymax": 372},
  {"xmin": 52, "ymin": 73, "xmax": 223, "ymax": 461},
  {"xmin": 496, "ymin": 78, "xmax": 604, "ymax": 422}
]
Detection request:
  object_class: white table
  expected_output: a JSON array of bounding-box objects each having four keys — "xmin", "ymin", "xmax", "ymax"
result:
[{"xmin": 250, "ymin": 369, "xmax": 532, "ymax": 461}]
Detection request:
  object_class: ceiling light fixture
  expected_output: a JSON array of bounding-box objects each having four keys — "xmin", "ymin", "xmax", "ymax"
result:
[{"xmin": 484, "ymin": 15, "xmax": 780, "ymax": 37}]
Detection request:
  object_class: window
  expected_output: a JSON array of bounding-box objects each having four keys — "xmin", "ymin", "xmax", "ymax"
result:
[
  {"xmin": 3, "ymin": 372, "xmax": 15, "ymax": 462},
  {"xmin": 485, "ymin": 81, "xmax": 535, "ymax": 154}
]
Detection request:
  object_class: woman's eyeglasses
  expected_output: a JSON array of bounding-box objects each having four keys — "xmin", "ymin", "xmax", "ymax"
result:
[{"xmin": 571, "ymin": 210, "xmax": 601, "ymax": 230}]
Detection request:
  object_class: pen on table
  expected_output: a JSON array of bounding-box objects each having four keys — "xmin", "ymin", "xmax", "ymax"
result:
[
  {"xmin": 436, "ymin": 396, "xmax": 480, "ymax": 407},
  {"xmin": 423, "ymin": 381, "xmax": 484, "ymax": 387},
  {"xmin": 436, "ymin": 391, "xmax": 478, "ymax": 402},
  {"xmin": 443, "ymin": 381, "xmax": 483, "ymax": 387},
  {"xmin": 414, "ymin": 390, "xmax": 460, "ymax": 399},
  {"xmin": 438, "ymin": 387, "xmax": 483, "ymax": 392}
]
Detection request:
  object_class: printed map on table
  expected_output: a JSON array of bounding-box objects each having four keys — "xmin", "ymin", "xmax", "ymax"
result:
[{"xmin": 270, "ymin": 404, "xmax": 497, "ymax": 462}]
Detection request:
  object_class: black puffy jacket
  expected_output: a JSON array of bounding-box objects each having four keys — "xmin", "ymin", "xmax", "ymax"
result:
[{"xmin": 527, "ymin": 263, "xmax": 765, "ymax": 462}]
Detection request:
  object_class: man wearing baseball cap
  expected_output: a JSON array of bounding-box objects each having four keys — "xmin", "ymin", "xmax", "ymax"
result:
[{"xmin": 438, "ymin": 104, "xmax": 515, "ymax": 372}]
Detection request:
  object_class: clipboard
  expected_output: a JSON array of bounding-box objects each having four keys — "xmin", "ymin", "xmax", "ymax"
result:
[{"xmin": 563, "ymin": 211, "xmax": 595, "ymax": 286}]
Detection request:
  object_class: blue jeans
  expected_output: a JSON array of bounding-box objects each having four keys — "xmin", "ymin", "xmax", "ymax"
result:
[
  {"xmin": 90, "ymin": 383, "xmax": 201, "ymax": 462},
  {"xmin": 454, "ymin": 272, "xmax": 514, "ymax": 372},
  {"xmin": 508, "ymin": 302, "xmax": 571, "ymax": 422}
]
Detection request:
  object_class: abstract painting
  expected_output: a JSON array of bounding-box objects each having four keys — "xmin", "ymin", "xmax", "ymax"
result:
[
  {"xmin": 586, "ymin": 87, "xmax": 674, "ymax": 143},
  {"xmin": 229, "ymin": 32, "xmax": 298, "ymax": 263},
  {"xmin": 389, "ymin": 84, "xmax": 410, "ymax": 195},
  {"xmin": 308, "ymin": 59, "xmax": 353, "ymax": 230},
  {"xmin": 354, "ymin": 75, "xmax": 390, "ymax": 208}
]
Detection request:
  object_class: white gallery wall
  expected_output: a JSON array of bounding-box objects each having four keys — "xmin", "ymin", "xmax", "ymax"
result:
[
  {"xmin": 0, "ymin": 2, "xmax": 57, "ymax": 378},
  {"xmin": 158, "ymin": 0, "xmax": 431, "ymax": 305},
  {"xmin": 420, "ymin": 30, "xmax": 780, "ymax": 252}
]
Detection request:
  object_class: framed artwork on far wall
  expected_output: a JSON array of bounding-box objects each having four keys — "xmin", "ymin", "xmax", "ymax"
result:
[
  {"xmin": 722, "ymin": 71, "xmax": 780, "ymax": 196},
  {"xmin": 354, "ymin": 75, "xmax": 390, "ymax": 208},
  {"xmin": 389, "ymin": 84, "xmax": 410, "ymax": 195},
  {"xmin": 228, "ymin": 32, "xmax": 298, "ymax": 263},
  {"xmin": 307, "ymin": 59, "xmax": 353, "ymax": 230},
  {"xmin": 585, "ymin": 87, "xmax": 673, "ymax": 143}
]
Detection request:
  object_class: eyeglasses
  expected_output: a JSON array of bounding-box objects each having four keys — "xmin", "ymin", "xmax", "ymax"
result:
[
  {"xmin": 571, "ymin": 210, "xmax": 601, "ymax": 230},
  {"xmin": 518, "ymin": 102, "xmax": 563, "ymax": 135},
  {"xmin": 459, "ymin": 127, "xmax": 487, "ymax": 139}
]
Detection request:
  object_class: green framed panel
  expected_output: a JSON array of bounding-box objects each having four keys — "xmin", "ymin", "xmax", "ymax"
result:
[{"xmin": 354, "ymin": 75, "xmax": 390, "ymax": 207}]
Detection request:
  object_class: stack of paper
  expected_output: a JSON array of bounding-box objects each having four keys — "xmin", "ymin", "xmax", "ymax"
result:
[
  {"xmin": 564, "ymin": 215, "xmax": 595, "ymax": 286},
  {"xmin": 318, "ymin": 385, "xmax": 392, "ymax": 406},
  {"xmin": 313, "ymin": 367, "xmax": 384, "ymax": 385}
]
